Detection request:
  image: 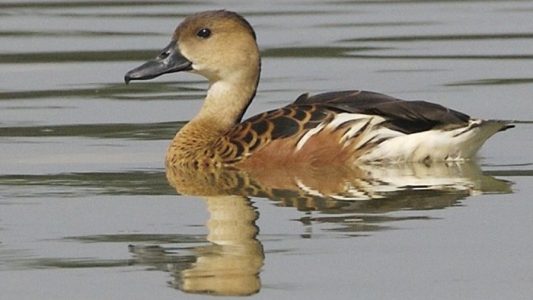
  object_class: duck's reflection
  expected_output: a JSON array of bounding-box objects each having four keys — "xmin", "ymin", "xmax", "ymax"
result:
[
  {"xmin": 170, "ymin": 195, "xmax": 263, "ymax": 296},
  {"xmin": 131, "ymin": 162, "xmax": 510, "ymax": 296},
  {"xmin": 166, "ymin": 161, "xmax": 511, "ymax": 210},
  {"xmin": 129, "ymin": 194, "xmax": 263, "ymax": 296}
]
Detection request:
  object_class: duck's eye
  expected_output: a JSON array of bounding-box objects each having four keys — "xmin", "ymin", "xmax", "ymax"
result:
[{"xmin": 196, "ymin": 28, "xmax": 211, "ymax": 39}]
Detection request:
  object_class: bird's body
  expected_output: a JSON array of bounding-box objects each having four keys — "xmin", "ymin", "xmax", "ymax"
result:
[{"xmin": 125, "ymin": 10, "xmax": 512, "ymax": 168}]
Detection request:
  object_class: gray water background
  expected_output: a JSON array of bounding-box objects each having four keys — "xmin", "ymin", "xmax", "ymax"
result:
[{"xmin": 1, "ymin": 1, "xmax": 533, "ymax": 299}]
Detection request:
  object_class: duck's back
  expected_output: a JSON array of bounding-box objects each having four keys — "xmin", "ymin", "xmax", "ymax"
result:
[{"xmin": 214, "ymin": 90, "xmax": 512, "ymax": 166}]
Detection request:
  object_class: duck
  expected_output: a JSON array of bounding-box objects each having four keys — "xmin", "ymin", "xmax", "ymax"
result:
[{"xmin": 124, "ymin": 10, "xmax": 513, "ymax": 168}]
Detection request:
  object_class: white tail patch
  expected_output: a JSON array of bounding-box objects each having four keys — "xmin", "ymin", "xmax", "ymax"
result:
[{"xmin": 359, "ymin": 119, "xmax": 505, "ymax": 163}]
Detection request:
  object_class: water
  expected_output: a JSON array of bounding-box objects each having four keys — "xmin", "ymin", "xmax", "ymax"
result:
[{"xmin": 1, "ymin": 1, "xmax": 533, "ymax": 299}]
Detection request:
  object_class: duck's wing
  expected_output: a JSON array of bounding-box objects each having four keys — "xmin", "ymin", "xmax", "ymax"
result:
[
  {"xmin": 294, "ymin": 90, "xmax": 471, "ymax": 133},
  {"xmin": 216, "ymin": 90, "xmax": 509, "ymax": 164},
  {"xmin": 215, "ymin": 104, "xmax": 335, "ymax": 163}
]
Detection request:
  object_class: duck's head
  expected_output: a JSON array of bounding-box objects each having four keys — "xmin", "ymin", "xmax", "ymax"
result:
[{"xmin": 125, "ymin": 10, "xmax": 260, "ymax": 84}]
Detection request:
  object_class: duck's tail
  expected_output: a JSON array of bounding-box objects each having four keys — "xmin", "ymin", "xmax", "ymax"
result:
[
  {"xmin": 459, "ymin": 119, "xmax": 512, "ymax": 157},
  {"xmin": 357, "ymin": 119, "xmax": 513, "ymax": 163},
  {"xmin": 492, "ymin": 120, "xmax": 515, "ymax": 132}
]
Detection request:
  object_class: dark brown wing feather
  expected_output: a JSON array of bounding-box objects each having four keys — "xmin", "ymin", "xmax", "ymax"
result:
[
  {"xmin": 294, "ymin": 90, "xmax": 399, "ymax": 108},
  {"xmin": 294, "ymin": 90, "xmax": 470, "ymax": 133},
  {"xmin": 217, "ymin": 105, "xmax": 333, "ymax": 162}
]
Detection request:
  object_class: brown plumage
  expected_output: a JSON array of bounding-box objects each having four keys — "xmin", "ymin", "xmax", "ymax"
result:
[{"xmin": 125, "ymin": 10, "xmax": 512, "ymax": 169}]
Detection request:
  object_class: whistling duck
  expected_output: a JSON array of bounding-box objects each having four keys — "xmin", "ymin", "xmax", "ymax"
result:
[{"xmin": 124, "ymin": 10, "xmax": 512, "ymax": 168}]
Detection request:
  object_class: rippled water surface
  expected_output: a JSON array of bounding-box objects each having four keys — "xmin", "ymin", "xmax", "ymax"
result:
[{"xmin": 1, "ymin": 1, "xmax": 533, "ymax": 299}]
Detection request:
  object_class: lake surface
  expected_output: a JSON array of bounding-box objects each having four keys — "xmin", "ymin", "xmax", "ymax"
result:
[{"xmin": 1, "ymin": 1, "xmax": 533, "ymax": 299}]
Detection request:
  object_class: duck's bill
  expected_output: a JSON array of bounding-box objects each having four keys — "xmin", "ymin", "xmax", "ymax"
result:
[{"xmin": 124, "ymin": 41, "xmax": 192, "ymax": 84}]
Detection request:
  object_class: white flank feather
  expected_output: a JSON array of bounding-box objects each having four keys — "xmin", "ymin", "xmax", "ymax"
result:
[
  {"xmin": 359, "ymin": 119, "xmax": 504, "ymax": 162},
  {"xmin": 326, "ymin": 113, "xmax": 369, "ymax": 129}
]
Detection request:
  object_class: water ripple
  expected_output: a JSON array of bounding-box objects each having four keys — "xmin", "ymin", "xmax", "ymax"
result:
[
  {"xmin": 0, "ymin": 121, "xmax": 182, "ymax": 140},
  {"xmin": 344, "ymin": 33, "xmax": 533, "ymax": 42},
  {"xmin": 446, "ymin": 78, "xmax": 533, "ymax": 86}
]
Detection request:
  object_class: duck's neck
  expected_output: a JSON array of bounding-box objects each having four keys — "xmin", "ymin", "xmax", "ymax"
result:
[
  {"xmin": 194, "ymin": 78, "xmax": 257, "ymax": 130},
  {"xmin": 167, "ymin": 70, "xmax": 259, "ymax": 165}
]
